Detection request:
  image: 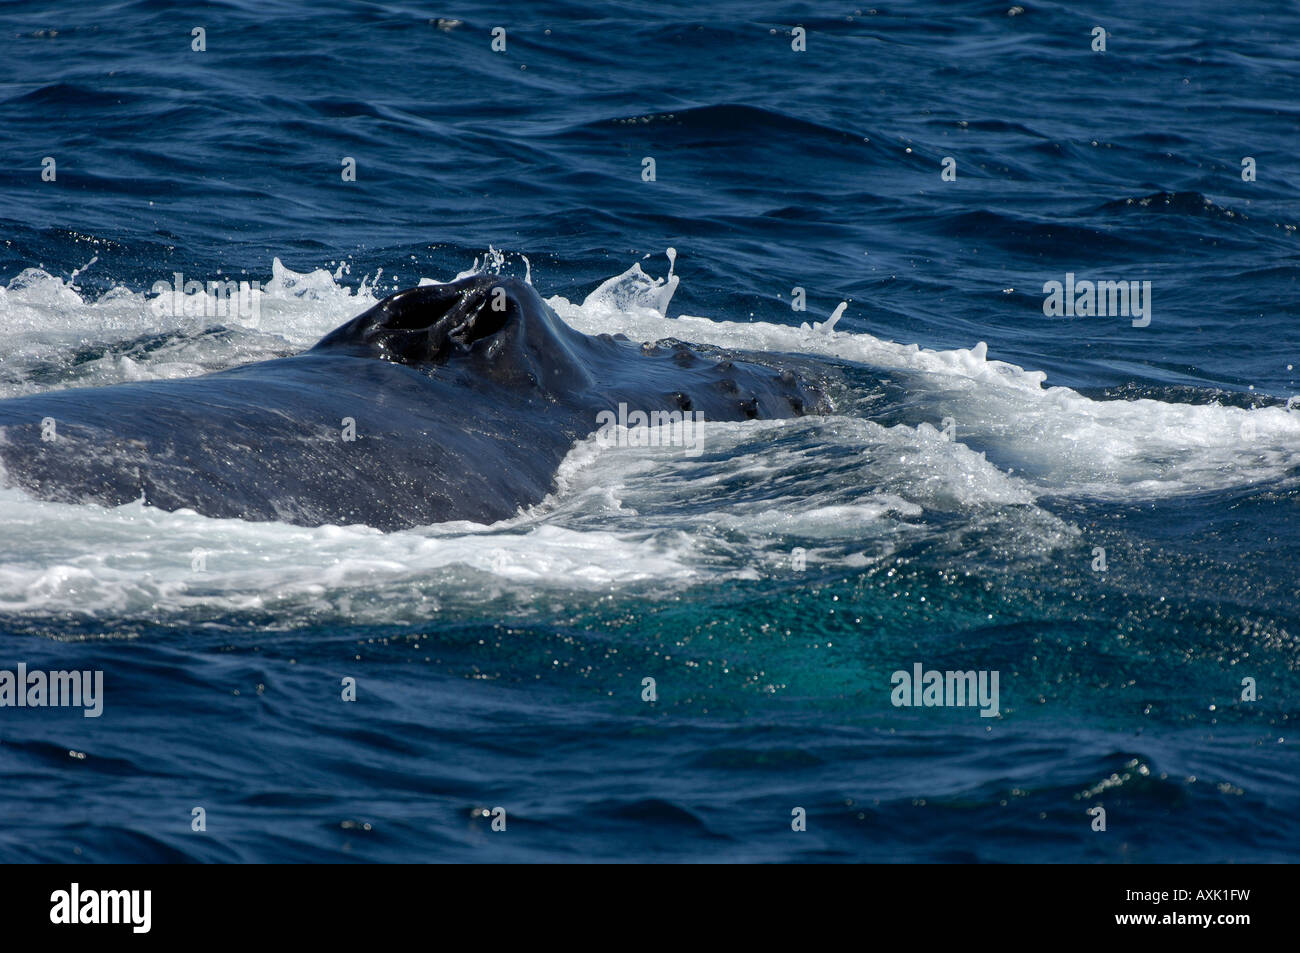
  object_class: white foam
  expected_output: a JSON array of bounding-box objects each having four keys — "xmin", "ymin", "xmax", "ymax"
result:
[
  {"xmin": 0, "ymin": 258, "xmax": 380, "ymax": 399},
  {"xmin": 550, "ymin": 258, "xmax": 1300, "ymax": 500},
  {"xmin": 0, "ymin": 487, "xmax": 700, "ymax": 618}
]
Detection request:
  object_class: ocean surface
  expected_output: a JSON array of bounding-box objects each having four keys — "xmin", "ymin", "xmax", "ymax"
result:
[{"xmin": 1, "ymin": 0, "xmax": 1298, "ymax": 862}]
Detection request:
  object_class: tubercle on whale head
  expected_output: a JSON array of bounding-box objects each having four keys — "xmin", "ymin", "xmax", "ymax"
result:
[{"xmin": 622, "ymin": 339, "xmax": 832, "ymax": 422}]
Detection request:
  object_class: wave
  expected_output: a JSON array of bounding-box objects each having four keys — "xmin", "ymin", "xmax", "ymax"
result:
[{"xmin": 1097, "ymin": 190, "xmax": 1248, "ymax": 220}]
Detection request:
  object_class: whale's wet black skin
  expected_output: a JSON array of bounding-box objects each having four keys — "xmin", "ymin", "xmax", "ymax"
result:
[{"xmin": 0, "ymin": 274, "xmax": 828, "ymax": 530}]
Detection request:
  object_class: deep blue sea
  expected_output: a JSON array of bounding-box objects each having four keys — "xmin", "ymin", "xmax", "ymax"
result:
[{"xmin": 1, "ymin": 0, "xmax": 1298, "ymax": 862}]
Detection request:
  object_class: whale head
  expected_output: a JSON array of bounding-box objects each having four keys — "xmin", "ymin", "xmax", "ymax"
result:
[{"xmin": 310, "ymin": 272, "xmax": 830, "ymax": 422}]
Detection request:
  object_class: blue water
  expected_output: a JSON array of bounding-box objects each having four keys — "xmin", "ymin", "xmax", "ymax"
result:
[{"xmin": 1, "ymin": 0, "xmax": 1298, "ymax": 862}]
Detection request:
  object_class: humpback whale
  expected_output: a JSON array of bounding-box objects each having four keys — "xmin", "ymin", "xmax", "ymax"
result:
[{"xmin": 0, "ymin": 274, "xmax": 827, "ymax": 530}]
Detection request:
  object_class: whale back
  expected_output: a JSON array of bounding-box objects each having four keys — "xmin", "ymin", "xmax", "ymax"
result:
[{"xmin": 0, "ymin": 275, "xmax": 831, "ymax": 529}]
